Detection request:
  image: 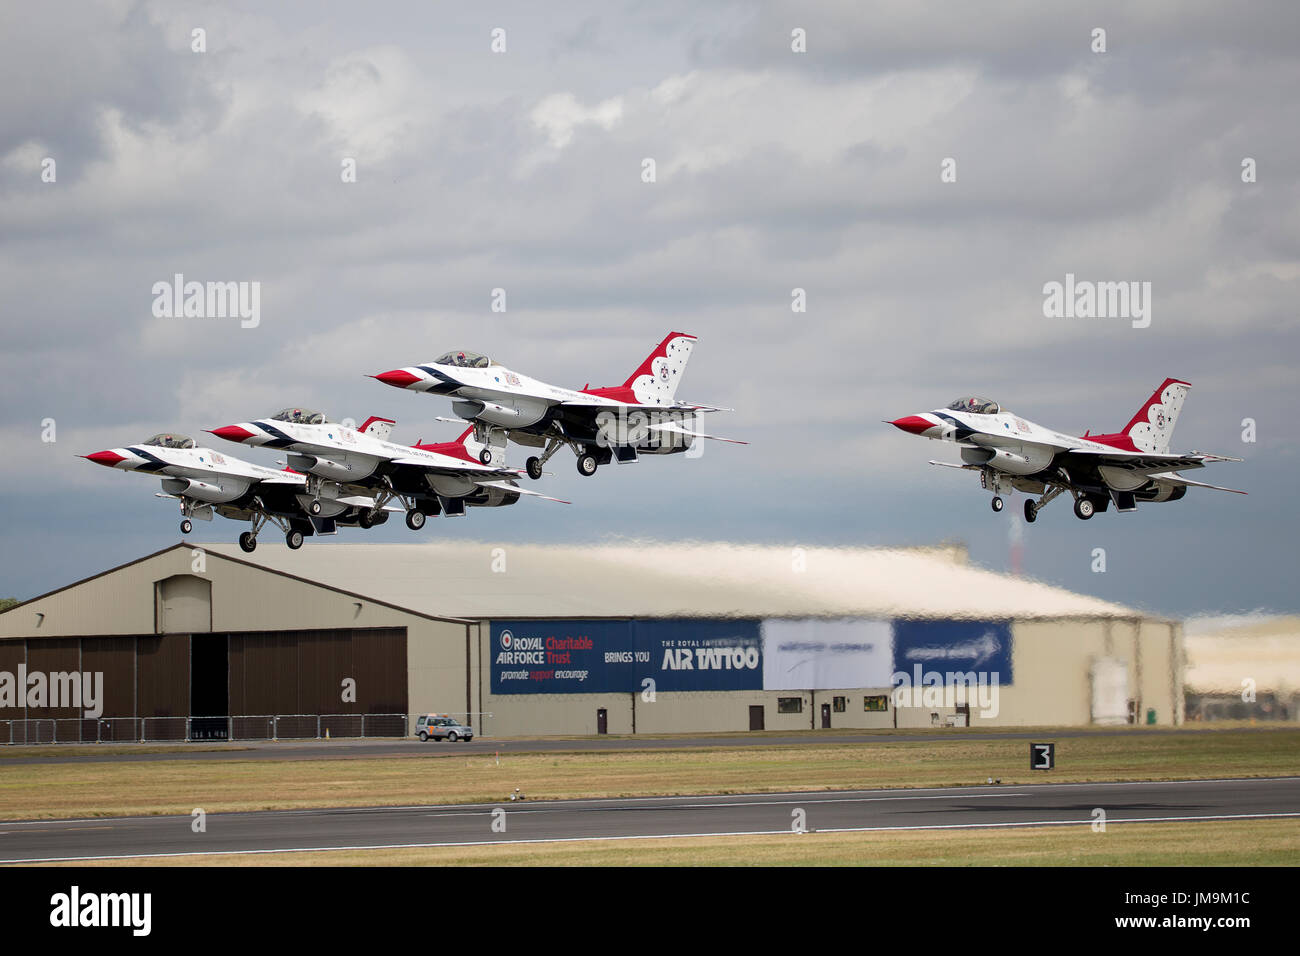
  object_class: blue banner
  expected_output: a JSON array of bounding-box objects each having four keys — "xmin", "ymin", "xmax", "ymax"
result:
[
  {"xmin": 890, "ymin": 619, "xmax": 1014, "ymax": 685},
  {"xmin": 490, "ymin": 619, "xmax": 762, "ymax": 694}
]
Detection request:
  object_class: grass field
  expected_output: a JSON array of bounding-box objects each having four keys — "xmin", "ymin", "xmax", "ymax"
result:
[
  {"xmin": 31, "ymin": 819, "xmax": 1300, "ymax": 867},
  {"xmin": 1, "ymin": 726, "xmax": 1297, "ymax": 821}
]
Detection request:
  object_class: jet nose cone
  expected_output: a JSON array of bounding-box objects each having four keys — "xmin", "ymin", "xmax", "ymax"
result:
[
  {"xmin": 372, "ymin": 369, "xmax": 420, "ymax": 389},
  {"xmin": 82, "ymin": 450, "xmax": 126, "ymax": 467},
  {"xmin": 890, "ymin": 416, "xmax": 934, "ymax": 435},
  {"xmin": 207, "ymin": 425, "xmax": 255, "ymax": 443}
]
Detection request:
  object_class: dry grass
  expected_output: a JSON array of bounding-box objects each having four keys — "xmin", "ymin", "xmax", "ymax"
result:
[{"xmin": 1, "ymin": 728, "xmax": 1297, "ymax": 820}]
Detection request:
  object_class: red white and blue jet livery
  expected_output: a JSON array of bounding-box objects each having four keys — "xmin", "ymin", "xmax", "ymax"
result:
[
  {"xmin": 82, "ymin": 432, "xmax": 382, "ymax": 551},
  {"xmin": 371, "ymin": 332, "xmax": 744, "ymax": 479},
  {"xmin": 889, "ymin": 379, "xmax": 1245, "ymax": 522},
  {"xmin": 207, "ymin": 409, "xmax": 567, "ymax": 531}
]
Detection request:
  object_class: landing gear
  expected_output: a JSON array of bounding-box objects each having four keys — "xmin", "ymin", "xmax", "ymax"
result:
[
  {"xmin": 577, "ymin": 453, "xmax": 598, "ymax": 477},
  {"xmin": 180, "ymin": 519, "xmax": 193, "ymax": 535},
  {"xmin": 358, "ymin": 509, "xmax": 378, "ymax": 529},
  {"xmin": 238, "ymin": 531, "xmax": 257, "ymax": 553},
  {"xmin": 1074, "ymin": 497, "xmax": 1096, "ymax": 520},
  {"xmin": 479, "ymin": 448, "xmax": 494, "ymax": 465},
  {"xmin": 405, "ymin": 509, "xmax": 426, "ymax": 531},
  {"xmin": 526, "ymin": 456, "xmax": 543, "ymax": 480},
  {"xmin": 991, "ymin": 496, "xmax": 1004, "ymax": 513},
  {"xmin": 285, "ymin": 529, "xmax": 305, "ymax": 550},
  {"xmin": 1023, "ymin": 499, "xmax": 1037, "ymax": 523},
  {"xmin": 308, "ymin": 499, "xmax": 321, "ymax": 516}
]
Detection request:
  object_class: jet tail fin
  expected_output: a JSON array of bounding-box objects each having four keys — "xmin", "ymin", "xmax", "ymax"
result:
[
  {"xmin": 1119, "ymin": 379, "xmax": 1190, "ymax": 454},
  {"xmin": 623, "ymin": 332, "xmax": 697, "ymax": 404},
  {"xmin": 357, "ymin": 416, "xmax": 396, "ymax": 441}
]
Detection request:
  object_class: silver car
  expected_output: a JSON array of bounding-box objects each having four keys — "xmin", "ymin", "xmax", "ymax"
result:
[{"xmin": 414, "ymin": 714, "xmax": 474, "ymax": 742}]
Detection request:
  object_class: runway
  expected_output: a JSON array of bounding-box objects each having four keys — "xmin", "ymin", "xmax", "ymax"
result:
[
  {"xmin": 0, "ymin": 726, "xmax": 1263, "ymax": 766},
  {"xmin": 2, "ymin": 776, "xmax": 1297, "ymax": 863}
]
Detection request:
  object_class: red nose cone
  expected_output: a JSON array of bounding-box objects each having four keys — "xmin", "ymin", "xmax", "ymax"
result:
[
  {"xmin": 890, "ymin": 416, "xmax": 934, "ymax": 435},
  {"xmin": 82, "ymin": 450, "xmax": 127, "ymax": 467},
  {"xmin": 207, "ymin": 425, "xmax": 256, "ymax": 443},
  {"xmin": 372, "ymin": 369, "xmax": 421, "ymax": 389}
]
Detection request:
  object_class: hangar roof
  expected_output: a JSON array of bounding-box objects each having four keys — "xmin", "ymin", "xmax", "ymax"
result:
[{"xmin": 203, "ymin": 540, "xmax": 1142, "ymax": 622}]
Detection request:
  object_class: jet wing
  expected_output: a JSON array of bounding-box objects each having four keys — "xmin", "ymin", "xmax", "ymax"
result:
[
  {"xmin": 252, "ymin": 473, "xmax": 307, "ymax": 486},
  {"xmin": 387, "ymin": 457, "xmax": 520, "ymax": 478},
  {"xmin": 560, "ymin": 400, "xmax": 730, "ymax": 414},
  {"xmin": 1064, "ymin": 448, "xmax": 1243, "ymax": 471}
]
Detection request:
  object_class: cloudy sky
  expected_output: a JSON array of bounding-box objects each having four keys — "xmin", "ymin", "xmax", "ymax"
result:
[{"xmin": 1, "ymin": 1, "xmax": 1296, "ymax": 617}]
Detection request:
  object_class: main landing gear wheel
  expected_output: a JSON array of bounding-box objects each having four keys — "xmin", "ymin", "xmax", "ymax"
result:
[
  {"xmin": 309, "ymin": 499, "xmax": 321, "ymax": 516},
  {"xmin": 180, "ymin": 519, "xmax": 192, "ymax": 535},
  {"xmin": 479, "ymin": 448, "xmax": 494, "ymax": 465},
  {"xmin": 405, "ymin": 509, "xmax": 426, "ymax": 531},
  {"xmin": 526, "ymin": 456, "xmax": 543, "ymax": 480},
  {"xmin": 358, "ymin": 510, "xmax": 377, "ymax": 529},
  {"xmin": 1023, "ymin": 500, "xmax": 1037, "ymax": 523},
  {"xmin": 577, "ymin": 453, "xmax": 598, "ymax": 477},
  {"xmin": 285, "ymin": 530, "xmax": 305, "ymax": 550},
  {"xmin": 991, "ymin": 496, "xmax": 1004, "ymax": 513},
  {"xmin": 1074, "ymin": 497, "xmax": 1096, "ymax": 520},
  {"xmin": 238, "ymin": 531, "xmax": 257, "ymax": 553}
]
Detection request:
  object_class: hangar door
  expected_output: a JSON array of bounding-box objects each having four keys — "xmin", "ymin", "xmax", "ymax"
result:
[{"xmin": 227, "ymin": 627, "xmax": 408, "ymax": 717}]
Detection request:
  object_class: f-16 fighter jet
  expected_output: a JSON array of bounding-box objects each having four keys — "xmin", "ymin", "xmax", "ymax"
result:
[
  {"xmin": 207, "ymin": 409, "xmax": 566, "ymax": 529},
  {"xmin": 370, "ymin": 332, "xmax": 743, "ymax": 479},
  {"xmin": 889, "ymin": 379, "xmax": 1244, "ymax": 522},
  {"xmin": 82, "ymin": 432, "xmax": 381, "ymax": 551}
]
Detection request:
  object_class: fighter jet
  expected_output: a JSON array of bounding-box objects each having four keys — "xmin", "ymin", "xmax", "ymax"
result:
[
  {"xmin": 371, "ymin": 332, "xmax": 743, "ymax": 479},
  {"xmin": 207, "ymin": 409, "xmax": 567, "ymax": 529},
  {"xmin": 82, "ymin": 432, "xmax": 383, "ymax": 551},
  {"xmin": 889, "ymin": 379, "xmax": 1245, "ymax": 522}
]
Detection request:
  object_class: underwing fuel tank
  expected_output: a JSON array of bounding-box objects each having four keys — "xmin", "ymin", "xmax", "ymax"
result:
[
  {"xmin": 160, "ymin": 476, "xmax": 247, "ymax": 503},
  {"xmin": 452, "ymin": 399, "xmax": 547, "ymax": 427}
]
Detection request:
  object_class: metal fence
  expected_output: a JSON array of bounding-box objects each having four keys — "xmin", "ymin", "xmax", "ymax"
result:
[{"xmin": 0, "ymin": 714, "xmax": 410, "ymax": 744}]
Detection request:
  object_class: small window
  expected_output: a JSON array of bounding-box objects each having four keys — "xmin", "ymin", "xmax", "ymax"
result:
[
  {"xmin": 833, "ymin": 696, "xmax": 847, "ymax": 713},
  {"xmin": 777, "ymin": 697, "xmax": 803, "ymax": 715},
  {"xmin": 864, "ymin": 695, "xmax": 889, "ymax": 712}
]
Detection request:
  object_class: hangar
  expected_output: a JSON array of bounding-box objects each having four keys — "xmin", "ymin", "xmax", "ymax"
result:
[{"xmin": 0, "ymin": 541, "xmax": 1183, "ymax": 741}]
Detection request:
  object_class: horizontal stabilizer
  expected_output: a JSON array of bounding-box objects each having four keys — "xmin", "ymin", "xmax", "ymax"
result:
[
  {"xmin": 647, "ymin": 421, "xmax": 748, "ymax": 444},
  {"xmin": 1149, "ymin": 472, "xmax": 1248, "ymax": 495},
  {"xmin": 478, "ymin": 480, "xmax": 571, "ymax": 504}
]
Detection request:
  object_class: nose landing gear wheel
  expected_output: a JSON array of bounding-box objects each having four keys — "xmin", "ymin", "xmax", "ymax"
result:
[
  {"xmin": 1074, "ymin": 497, "xmax": 1095, "ymax": 520},
  {"xmin": 577, "ymin": 453, "xmax": 598, "ymax": 477},
  {"xmin": 526, "ymin": 456, "xmax": 543, "ymax": 480},
  {"xmin": 238, "ymin": 531, "xmax": 257, "ymax": 553},
  {"xmin": 308, "ymin": 499, "xmax": 321, "ymax": 516},
  {"xmin": 180, "ymin": 519, "xmax": 192, "ymax": 535},
  {"xmin": 991, "ymin": 496, "xmax": 1004, "ymax": 513},
  {"xmin": 285, "ymin": 530, "xmax": 305, "ymax": 550},
  {"xmin": 479, "ymin": 448, "xmax": 494, "ymax": 465},
  {"xmin": 1023, "ymin": 500, "xmax": 1037, "ymax": 523},
  {"xmin": 405, "ymin": 509, "xmax": 426, "ymax": 531}
]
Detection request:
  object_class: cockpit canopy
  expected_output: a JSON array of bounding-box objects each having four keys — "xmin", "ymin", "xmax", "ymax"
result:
[
  {"xmin": 142, "ymin": 433, "xmax": 196, "ymax": 449},
  {"xmin": 271, "ymin": 407, "xmax": 325, "ymax": 425},
  {"xmin": 947, "ymin": 397, "xmax": 1000, "ymax": 415},
  {"xmin": 434, "ymin": 350, "xmax": 492, "ymax": 369}
]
